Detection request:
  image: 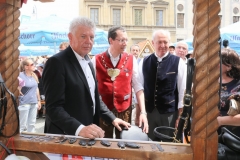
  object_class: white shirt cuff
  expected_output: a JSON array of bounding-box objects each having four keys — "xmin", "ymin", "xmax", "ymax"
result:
[{"xmin": 75, "ymin": 124, "xmax": 85, "ymax": 136}]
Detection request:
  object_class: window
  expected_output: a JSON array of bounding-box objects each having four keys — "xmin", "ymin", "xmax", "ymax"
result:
[
  {"xmin": 134, "ymin": 9, "xmax": 142, "ymax": 25},
  {"xmin": 233, "ymin": 7, "xmax": 239, "ymax": 14},
  {"xmin": 233, "ymin": 16, "xmax": 240, "ymax": 23},
  {"xmin": 156, "ymin": 10, "xmax": 163, "ymax": 26},
  {"xmin": 113, "ymin": 9, "xmax": 121, "ymax": 25},
  {"xmin": 90, "ymin": 8, "xmax": 99, "ymax": 25},
  {"xmin": 177, "ymin": 13, "xmax": 184, "ymax": 28},
  {"xmin": 177, "ymin": 4, "xmax": 184, "ymax": 12}
]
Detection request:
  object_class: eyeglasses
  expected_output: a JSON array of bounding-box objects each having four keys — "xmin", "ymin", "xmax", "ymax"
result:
[
  {"xmin": 26, "ymin": 63, "xmax": 34, "ymax": 66},
  {"xmin": 115, "ymin": 39, "xmax": 128, "ymax": 44}
]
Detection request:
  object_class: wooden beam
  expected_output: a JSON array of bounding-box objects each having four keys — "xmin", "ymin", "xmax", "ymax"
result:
[
  {"xmin": 191, "ymin": 0, "xmax": 220, "ymax": 159},
  {"xmin": 0, "ymin": 0, "xmax": 222, "ymax": 159},
  {"xmin": 10, "ymin": 134, "xmax": 193, "ymax": 160}
]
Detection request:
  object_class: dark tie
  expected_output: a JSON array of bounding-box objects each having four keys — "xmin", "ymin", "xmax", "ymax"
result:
[{"xmin": 88, "ymin": 61, "xmax": 96, "ymax": 79}]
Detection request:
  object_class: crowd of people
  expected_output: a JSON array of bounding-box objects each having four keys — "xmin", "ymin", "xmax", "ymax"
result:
[
  {"xmin": 17, "ymin": 41, "xmax": 69, "ymax": 133},
  {"xmin": 17, "ymin": 16, "xmax": 240, "ymax": 146}
]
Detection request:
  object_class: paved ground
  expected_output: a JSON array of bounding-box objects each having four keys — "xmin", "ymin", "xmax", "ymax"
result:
[
  {"xmin": 35, "ymin": 107, "xmax": 136, "ymax": 134},
  {"xmin": 35, "ymin": 117, "xmax": 45, "ymax": 133}
]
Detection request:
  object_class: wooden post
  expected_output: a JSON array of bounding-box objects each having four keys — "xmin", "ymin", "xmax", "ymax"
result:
[
  {"xmin": 0, "ymin": 0, "xmax": 21, "ymax": 158},
  {"xmin": 0, "ymin": 0, "xmax": 222, "ymax": 159},
  {"xmin": 191, "ymin": 0, "xmax": 220, "ymax": 159}
]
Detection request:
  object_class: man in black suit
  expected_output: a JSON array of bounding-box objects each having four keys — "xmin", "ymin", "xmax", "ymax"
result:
[{"xmin": 42, "ymin": 17, "xmax": 130, "ymax": 139}]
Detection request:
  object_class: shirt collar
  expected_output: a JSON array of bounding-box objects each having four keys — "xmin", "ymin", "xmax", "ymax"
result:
[
  {"xmin": 71, "ymin": 46, "xmax": 91, "ymax": 62},
  {"xmin": 108, "ymin": 48, "xmax": 121, "ymax": 60},
  {"xmin": 154, "ymin": 52, "xmax": 169, "ymax": 62}
]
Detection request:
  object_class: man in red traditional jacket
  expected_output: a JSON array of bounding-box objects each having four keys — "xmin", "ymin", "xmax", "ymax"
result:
[{"xmin": 91, "ymin": 26, "xmax": 148, "ymax": 138}]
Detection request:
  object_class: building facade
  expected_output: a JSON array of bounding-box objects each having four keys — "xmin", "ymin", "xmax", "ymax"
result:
[
  {"xmin": 80, "ymin": 0, "xmax": 240, "ymax": 51},
  {"xmin": 80, "ymin": 0, "xmax": 176, "ymax": 52},
  {"xmin": 219, "ymin": 0, "xmax": 240, "ymax": 25},
  {"xmin": 175, "ymin": 0, "xmax": 193, "ymax": 41},
  {"xmin": 175, "ymin": 0, "xmax": 240, "ymax": 41}
]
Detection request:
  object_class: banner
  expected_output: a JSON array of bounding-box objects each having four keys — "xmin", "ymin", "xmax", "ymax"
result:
[{"xmin": 19, "ymin": 15, "xmax": 109, "ymax": 55}]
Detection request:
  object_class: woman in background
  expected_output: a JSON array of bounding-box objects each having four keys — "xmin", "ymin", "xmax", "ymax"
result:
[
  {"xmin": 18, "ymin": 58, "xmax": 41, "ymax": 133},
  {"xmin": 218, "ymin": 48, "xmax": 240, "ymax": 137}
]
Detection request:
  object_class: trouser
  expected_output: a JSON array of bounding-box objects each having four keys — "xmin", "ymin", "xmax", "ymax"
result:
[
  {"xmin": 100, "ymin": 106, "xmax": 132, "ymax": 139},
  {"xmin": 18, "ymin": 103, "xmax": 38, "ymax": 133},
  {"xmin": 147, "ymin": 108, "xmax": 178, "ymax": 141}
]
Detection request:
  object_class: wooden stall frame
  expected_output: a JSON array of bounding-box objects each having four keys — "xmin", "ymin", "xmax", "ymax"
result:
[{"xmin": 0, "ymin": 0, "xmax": 220, "ymax": 159}]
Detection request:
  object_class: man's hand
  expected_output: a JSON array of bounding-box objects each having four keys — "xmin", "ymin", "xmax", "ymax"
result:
[
  {"xmin": 138, "ymin": 114, "xmax": 149, "ymax": 133},
  {"xmin": 79, "ymin": 124, "xmax": 105, "ymax": 139},
  {"xmin": 112, "ymin": 118, "xmax": 131, "ymax": 131}
]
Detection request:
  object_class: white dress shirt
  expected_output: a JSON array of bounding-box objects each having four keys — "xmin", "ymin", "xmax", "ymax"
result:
[
  {"xmin": 138, "ymin": 52, "xmax": 187, "ymax": 109},
  {"xmin": 72, "ymin": 49, "xmax": 96, "ymax": 136},
  {"xmin": 91, "ymin": 49, "xmax": 143, "ymax": 93}
]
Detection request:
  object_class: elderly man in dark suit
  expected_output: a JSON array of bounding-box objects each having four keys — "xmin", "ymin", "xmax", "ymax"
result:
[{"xmin": 42, "ymin": 17, "xmax": 130, "ymax": 139}]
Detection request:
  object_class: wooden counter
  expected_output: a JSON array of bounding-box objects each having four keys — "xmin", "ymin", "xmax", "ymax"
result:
[{"xmin": 10, "ymin": 133, "xmax": 193, "ymax": 160}]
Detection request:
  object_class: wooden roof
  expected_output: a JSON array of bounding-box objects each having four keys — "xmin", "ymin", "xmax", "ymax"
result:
[{"xmin": 137, "ymin": 39, "xmax": 154, "ymax": 58}]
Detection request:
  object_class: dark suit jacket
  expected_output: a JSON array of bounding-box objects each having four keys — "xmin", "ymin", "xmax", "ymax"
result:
[{"xmin": 42, "ymin": 46, "xmax": 116, "ymax": 135}]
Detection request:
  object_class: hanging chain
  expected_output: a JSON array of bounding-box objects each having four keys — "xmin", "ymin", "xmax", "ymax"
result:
[{"xmin": 100, "ymin": 53, "xmax": 130, "ymax": 70}]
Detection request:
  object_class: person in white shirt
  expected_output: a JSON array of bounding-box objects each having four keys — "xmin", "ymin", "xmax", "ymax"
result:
[
  {"xmin": 91, "ymin": 26, "xmax": 148, "ymax": 138},
  {"xmin": 138, "ymin": 29, "xmax": 187, "ymax": 141},
  {"xmin": 130, "ymin": 44, "xmax": 140, "ymax": 59},
  {"xmin": 175, "ymin": 41, "xmax": 189, "ymax": 62}
]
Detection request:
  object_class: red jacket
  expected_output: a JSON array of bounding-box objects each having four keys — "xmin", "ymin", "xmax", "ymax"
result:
[{"xmin": 96, "ymin": 51, "xmax": 133, "ymax": 112}]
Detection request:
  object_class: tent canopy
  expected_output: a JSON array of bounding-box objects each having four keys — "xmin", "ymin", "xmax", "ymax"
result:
[
  {"xmin": 19, "ymin": 15, "xmax": 109, "ymax": 55},
  {"xmin": 175, "ymin": 21, "xmax": 240, "ymax": 54},
  {"xmin": 19, "ymin": 44, "xmax": 54, "ymax": 56},
  {"xmin": 220, "ymin": 21, "xmax": 240, "ymax": 53}
]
